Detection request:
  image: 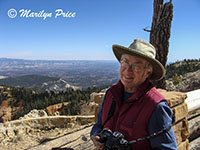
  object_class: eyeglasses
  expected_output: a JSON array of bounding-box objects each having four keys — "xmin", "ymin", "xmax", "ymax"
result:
[{"xmin": 120, "ymin": 58, "xmax": 145, "ymax": 72}]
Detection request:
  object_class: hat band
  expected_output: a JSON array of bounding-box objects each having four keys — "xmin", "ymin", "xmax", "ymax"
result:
[{"xmin": 128, "ymin": 47, "xmax": 156, "ymax": 59}]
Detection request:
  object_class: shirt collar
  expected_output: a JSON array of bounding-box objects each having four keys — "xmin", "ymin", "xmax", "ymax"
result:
[{"xmin": 110, "ymin": 79, "xmax": 153, "ymax": 102}]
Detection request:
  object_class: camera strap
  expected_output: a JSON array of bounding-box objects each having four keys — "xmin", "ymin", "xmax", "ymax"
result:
[
  {"xmin": 129, "ymin": 112, "xmax": 175, "ymax": 144},
  {"xmin": 128, "ymin": 125, "xmax": 172, "ymax": 144}
]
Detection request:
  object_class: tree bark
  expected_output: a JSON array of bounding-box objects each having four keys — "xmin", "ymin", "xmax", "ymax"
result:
[{"xmin": 149, "ymin": 0, "xmax": 173, "ymax": 89}]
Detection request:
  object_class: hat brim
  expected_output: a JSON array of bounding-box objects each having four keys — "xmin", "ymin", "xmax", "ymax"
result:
[{"xmin": 112, "ymin": 44, "xmax": 166, "ymax": 81}]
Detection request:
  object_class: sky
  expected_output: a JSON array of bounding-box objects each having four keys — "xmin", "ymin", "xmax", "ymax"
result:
[{"xmin": 0, "ymin": 0, "xmax": 199, "ymax": 63}]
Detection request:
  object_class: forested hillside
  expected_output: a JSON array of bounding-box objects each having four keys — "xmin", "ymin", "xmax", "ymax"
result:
[
  {"xmin": 0, "ymin": 86, "xmax": 104, "ymax": 121},
  {"xmin": 166, "ymin": 59, "xmax": 200, "ymax": 79}
]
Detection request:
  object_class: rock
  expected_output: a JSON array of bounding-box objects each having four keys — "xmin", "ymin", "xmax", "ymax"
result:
[
  {"xmin": 173, "ymin": 118, "xmax": 189, "ymax": 145},
  {"xmin": 172, "ymin": 103, "xmax": 188, "ymax": 122},
  {"xmin": 177, "ymin": 139, "xmax": 189, "ymax": 150},
  {"xmin": 14, "ymin": 128, "xmax": 26, "ymax": 136},
  {"xmin": 6, "ymin": 128, "xmax": 15, "ymax": 137},
  {"xmin": 0, "ymin": 132, "xmax": 5, "ymax": 140},
  {"xmin": 48, "ymin": 116, "xmax": 74, "ymax": 128},
  {"xmin": 80, "ymin": 91, "xmax": 106, "ymax": 118},
  {"xmin": 66, "ymin": 123, "xmax": 75, "ymax": 128},
  {"xmin": 46, "ymin": 102, "xmax": 68, "ymax": 116},
  {"xmin": 166, "ymin": 70, "xmax": 200, "ymax": 92},
  {"xmin": 173, "ymin": 121, "xmax": 182, "ymax": 145},
  {"xmin": 76, "ymin": 115, "xmax": 95, "ymax": 125},
  {"xmin": 20, "ymin": 109, "xmax": 47, "ymax": 120},
  {"xmin": 22, "ymin": 118, "xmax": 39, "ymax": 129},
  {"xmin": 158, "ymin": 89, "xmax": 187, "ymax": 107},
  {"xmin": 80, "ymin": 102, "xmax": 98, "ymax": 115},
  {"xmin": 90, "ymin": 92, "xmax": 105, "ymax": 104},
  {"xmin": 53, "ymin": 111, "xmax": 60, "ymax": 116},
  {"xmin": 36, "ymin": 117, "xmax": 50, "ymax": 129}
]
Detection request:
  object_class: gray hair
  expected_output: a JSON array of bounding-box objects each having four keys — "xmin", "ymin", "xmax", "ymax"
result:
[{"xmin": 145, "ymin": 62, "xmax": 153, "ymax": 77}]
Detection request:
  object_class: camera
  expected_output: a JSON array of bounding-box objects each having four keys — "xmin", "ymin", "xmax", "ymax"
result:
[{"xmin": 98, "ymin": 129, "xmax": 132, "ymax": 150}]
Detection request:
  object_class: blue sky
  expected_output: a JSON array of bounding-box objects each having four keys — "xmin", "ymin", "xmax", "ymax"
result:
[{"xmin": 0, "ymin": 0, "xmax": 199, "ymax": 63}]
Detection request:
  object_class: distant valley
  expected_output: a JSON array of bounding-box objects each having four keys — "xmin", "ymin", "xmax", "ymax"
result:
[{"xmin": 0, "ymin": 58, "xmax": 120, "ymax": 90}]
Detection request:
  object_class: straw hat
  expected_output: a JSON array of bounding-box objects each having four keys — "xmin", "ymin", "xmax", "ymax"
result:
[{"xmin": 112, "ymin": 39, "xmax": 165, "ymax": 81}]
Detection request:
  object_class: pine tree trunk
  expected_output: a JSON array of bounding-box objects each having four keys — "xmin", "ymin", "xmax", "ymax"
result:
[{"xmin": 150, "ymin": 0, "xmax": 173, "ymax": 89}]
